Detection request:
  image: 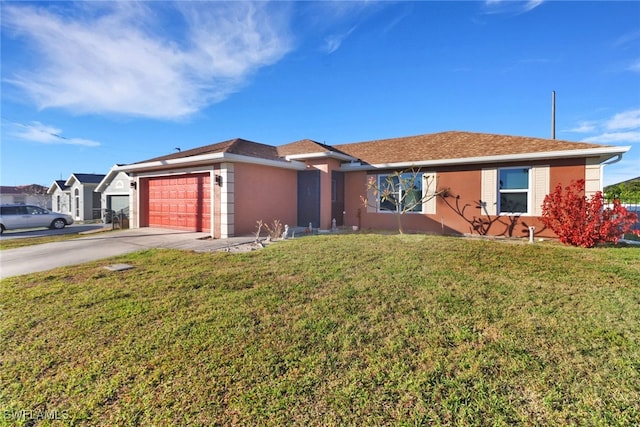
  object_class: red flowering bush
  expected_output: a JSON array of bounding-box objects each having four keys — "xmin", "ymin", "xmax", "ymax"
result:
[{"xmin": 541, "ymin": 179, "xmax": 639, "ymax": 248}]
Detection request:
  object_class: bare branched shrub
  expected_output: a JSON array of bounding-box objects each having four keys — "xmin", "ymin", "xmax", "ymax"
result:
[
  {"xmin": 263, "ymin": 219, "xmax": 283, "ymax": 241},
  {"xmin": 254, "ymin": 220, "xmax": 264, "ymax": 243},
  {"xmin": 256, "ymin": 219, "xmax": 283, "ymax": 242}
]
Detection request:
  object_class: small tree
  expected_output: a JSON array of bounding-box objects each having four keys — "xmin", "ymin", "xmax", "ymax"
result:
[
  {"xmin": 20, "ymin": 184, "xmax": 50, "ymax": 208},
  {"xmin": 541, "ymin": 179, "xmax": 638, "ymax": 248},
  {"xmin": 362, "ymin": 169, "xmax": 444, "ymax": 234},
  {"xmin": 604, "ymin": 180, "xmax": 640, "ymax": 201}
]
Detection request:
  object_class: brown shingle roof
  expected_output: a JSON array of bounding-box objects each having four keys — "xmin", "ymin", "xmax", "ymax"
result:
[
  {"xmin": 334, "ymin": 131, "xmax": 611, "ymax": 165},
  {"xmin": 277, "ymin": 139, "xmax": 350, "ymax": 157},
  {"xmin": 136, "ymin": 138, "xmax": 283, "ymax": 164},
  {"xmin": 1, "ymin": 184, "xmax": 49, "ymax": 194},
  {"xmin": 278, "ymin": 139, "xmax": 324, "ymax": 156},
  {"xmin": 0, "ymin": 186, "xmax": 23, "ymax": 195},
  {"xmin": 131, "ymin": 131, "xmax": 616, "ymax": 169}
]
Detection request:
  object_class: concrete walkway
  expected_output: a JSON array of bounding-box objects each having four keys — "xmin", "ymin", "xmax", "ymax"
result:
[{"xmin": 0, "ymin": 228, "xmax": 256, "ymax": 279}]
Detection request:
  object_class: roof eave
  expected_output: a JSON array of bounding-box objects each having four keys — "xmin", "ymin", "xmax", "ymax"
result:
[
  {"xmin": 47, "ymin": 180, "xmax": 69, "ymax": 194},
  {"xmin": 116, "ymin": 152, "xmax": 307, "ymax": 174},
  {"xmin": 46, "ymin": 182, "xmax": 59, "ymax": 195},
  {"xmin": 63, "ymin": 174, "xmax": 77, "ymax": 186},
  {"xmin": 285, "ymin": 151, "xmax": 358, "ymax": 162},
  {"xmin": 95, "ymin": 166, "xmax": 128, "ymax": 192},
  {"xmin": 340, "ymin": 146, "xmax": 631, "ymax": 171}
]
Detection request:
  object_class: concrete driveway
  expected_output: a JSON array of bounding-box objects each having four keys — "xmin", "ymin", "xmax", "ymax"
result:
[{"xmin": 0, "ymin": 228, "xmax": 255, "ymax": 279}]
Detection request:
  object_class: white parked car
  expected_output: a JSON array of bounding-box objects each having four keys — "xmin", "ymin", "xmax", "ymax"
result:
[{"xmin": 0, "ymin": 204, "xmax": 74, "ymax": 235}]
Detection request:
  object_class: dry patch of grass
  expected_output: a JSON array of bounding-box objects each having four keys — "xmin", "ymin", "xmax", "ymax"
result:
[{"xmin": 1, "ymin": 234, "xmax": 639, "ymax": 425}]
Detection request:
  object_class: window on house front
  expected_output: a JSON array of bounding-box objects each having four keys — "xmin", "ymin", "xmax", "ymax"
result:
[
  {"xmin": 74, "ymin": 189, "xmax": 80, "ymax": 218},
  {"xmin": 377, "ymin": 173, "xmax": 423, "ymax": 213},
  {"xmin": 498, "ymin": 168, "xmax": 530, "ymax": 214}
]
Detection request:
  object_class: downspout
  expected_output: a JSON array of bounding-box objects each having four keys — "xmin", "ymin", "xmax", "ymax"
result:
[
  {"xmin": 600, "ymin": 154, "xmax": 623, "ymax": 193},
  {"xmin": 602, "ymin": 154, "xmax": 623, "ymax": 166}
]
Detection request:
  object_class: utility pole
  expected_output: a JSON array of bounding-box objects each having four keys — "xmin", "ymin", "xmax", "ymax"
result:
[{"xmin": 551, "ymin": 90, "xmax": 556, "ymax": 140}]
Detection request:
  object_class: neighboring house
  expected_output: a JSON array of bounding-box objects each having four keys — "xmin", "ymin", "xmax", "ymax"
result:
[
  {"xmin": 47, "ymin": 180, "xmax": 72, "ymax": 214},
  {"xmin": 115, "ymin": 131, "xmax": 630, "ymax": 239},
  {"xmin": 0, "ymin": 185, "xmax": 51, "ymax": 209},
  {"xmin": 95, "ymin": 168, "xmax": 132, "ymax": 221},
  {"xmin": 50, "ymin": 173, "xmax": 106, "ymax": 221}
]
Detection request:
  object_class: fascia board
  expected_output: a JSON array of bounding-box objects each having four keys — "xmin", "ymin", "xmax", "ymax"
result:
[
  {"xmin": 63, "ymin": 174, "xmax": 77, "ymax": 186},
  {"xmin": 95, "ymin": 167, "xmax": 121, "ymax": 193},
  {"xmin": 223, "ymin": 153, "xmax": 307, "ymax": 170},
  {"xmin": 46, "ymin": 182, "xmax": 60, "ymax": 195},
  {"xmin": 116, "ymin": 152, "xmax": 307, "ymax": 174},
  {"xmin": 285, "ymin": 151, "xmax": 358, "ymax": 162},
  {"xmin": 47, "ymin": 184, "xmax": 71, "ymax": 195},
  {"xmin": 340, "ymin": 146, "xmax": 631, "ymax": 171}
]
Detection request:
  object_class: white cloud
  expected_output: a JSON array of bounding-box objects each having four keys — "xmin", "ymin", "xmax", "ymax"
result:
[
  {"xmin": 606, "ymin": 109, "xmax": 640, "ymax": 131},
  {"xmin": 300, "ymin": 1, "xmax": 383, "ymax": 54},
  {"xmin": 11, "ymin": 122, "xmax": 101, "ymax": 147},
  {"xmin": 582, "ymin": 131, "xmax": 640, "ymax": 144},
  {"xmin": 323, "ymin": 26, "xmax": 357, "ymax": 54},
  {"xmin": 2, "ymin": 2, "xmax": 292, "ymax": 120},
  {"xmin": 483, "ymin": 0, "xmax": 544, "ymax": 14},
  {"xmin": 523, "ymin": 0, "xmax": 544, "ymax": 12},
  {"xmin": 629, "ymin": 60, "xmax": 640, "ymax": 73},
  {"xmin": 566, "ymin": 121, "xmax": 598, "ymax": 133},
  {"xmin": 571, "ymin": 109, "xmax": 640, "ymax": 145},
  {"xmin": 613, "ymin": 30, "xmax": 640, "ymax": 48}
]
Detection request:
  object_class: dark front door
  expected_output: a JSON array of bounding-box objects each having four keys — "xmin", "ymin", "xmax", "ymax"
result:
[
  {"xmin": 331, "ymin": 171, "xmax": 345, "ymax": 226},
  {"xmin": 298, "ymin": 170, "xmax": 320, "ymax": 228}
]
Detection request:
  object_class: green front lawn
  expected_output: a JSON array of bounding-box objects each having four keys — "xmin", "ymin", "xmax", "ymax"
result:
[{"xmin": 1, "ymin": 234, "xmax": 639, "ymax": 426}]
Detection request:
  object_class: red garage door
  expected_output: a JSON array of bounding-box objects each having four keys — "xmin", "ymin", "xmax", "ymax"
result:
[{"xmin": 147, "ymin": 173, "xmax": 211, "ymax": 232}]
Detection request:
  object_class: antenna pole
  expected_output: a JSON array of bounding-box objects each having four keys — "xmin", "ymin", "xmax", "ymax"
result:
[{"xmin": 551, "ymin": 90, "xmax": 556, "ymax": 140}]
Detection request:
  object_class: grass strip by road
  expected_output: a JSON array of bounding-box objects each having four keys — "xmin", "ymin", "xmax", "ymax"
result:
[
  {"xmin": 1, "ymin": 234, "xmax": 639, "ymax": 425},
  {"xmin": 0, "ymin": 233, "xmax": 88, "ymax": 250},
  {"xmin": 0, "ymin": 228, "xmax": 114, "ymax": 250}
]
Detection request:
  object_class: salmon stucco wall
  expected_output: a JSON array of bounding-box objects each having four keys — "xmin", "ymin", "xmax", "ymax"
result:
[
  {"xmin": 304, "ymin": 158, "xmax": 344, "ymax": 230},
  {"xmin": 343, "ymin": 171, "xmax": 365, "ymax": 229},
  {"xmin": 433, "ymin": 168, "xmax": 484, "ymax": 235},
  {"xmin": 436, "ymin": 166, "xmax": 541, "ymax": 237},
  {"xmin": 345, "ymin": 171, "xmax": 480, "ymax": 234},
  {"xmin": 232, "ymin": 163, "xmax": 298, "ymax": 236},
  {"xmin": 549, "ymin": 160, "xmax": 587, "ymax": 192},
  {"xmin": 343, "ymin": 171, "xmax": 446, "ymax": 234},
  {"xmin": 343, "ymin": 160, "xmax": 589, "ymax": 238},
  {"xmin": 437, "ymin": 161, "xmax": 587, "ymax": 238}
]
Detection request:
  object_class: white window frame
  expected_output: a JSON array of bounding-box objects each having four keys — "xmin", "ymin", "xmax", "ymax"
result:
[
  {"xmin": 498, "ymin": 167, "xmax": 531, "ymax": 215},
  {"xmin": 376, "ymin": 172, "xmax": 424, "ymax": 214}
]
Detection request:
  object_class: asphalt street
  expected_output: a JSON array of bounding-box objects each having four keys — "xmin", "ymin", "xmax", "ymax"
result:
[{"xmin": 0, "ymin": 228, "xmax": 255, "ymax": 279}]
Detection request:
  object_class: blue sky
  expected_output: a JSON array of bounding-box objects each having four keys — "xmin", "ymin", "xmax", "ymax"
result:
[{"xmin": 1, "ymin": 1, "xmax": 639, "ymax": 187}]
